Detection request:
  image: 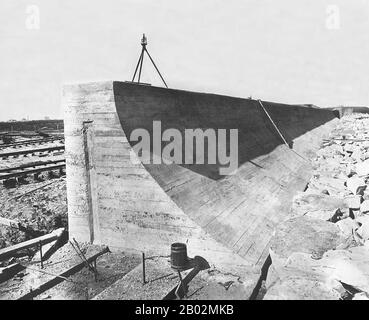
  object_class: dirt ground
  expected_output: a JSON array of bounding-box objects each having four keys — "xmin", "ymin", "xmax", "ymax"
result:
[{"xmin": 0, "ymin": 178, "xmax": 67, "ymax": 251}]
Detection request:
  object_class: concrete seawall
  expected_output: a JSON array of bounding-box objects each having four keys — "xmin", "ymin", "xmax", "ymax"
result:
[{"xmin": 63, "ymin": 81, "xmax": 338, "ymax": 268}]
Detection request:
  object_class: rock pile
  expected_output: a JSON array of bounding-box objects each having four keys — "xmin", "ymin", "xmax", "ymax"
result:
[{"xmin": 264, "ymin": 113, "xmax": 369, "ymax": 300}]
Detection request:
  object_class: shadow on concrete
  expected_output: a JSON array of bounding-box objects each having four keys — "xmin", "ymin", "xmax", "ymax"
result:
[{"xmin": 113, "ymin": 82, "xmax": 337, "ymax": 181}]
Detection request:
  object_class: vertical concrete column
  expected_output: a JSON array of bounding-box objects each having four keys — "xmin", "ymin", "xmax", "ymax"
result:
[{"xmin": 63, "ymin": 81, "xmax": 115, "ymax": 243}]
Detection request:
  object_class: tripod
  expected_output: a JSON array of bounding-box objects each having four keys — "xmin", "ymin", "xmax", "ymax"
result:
[{"xmin": 131, "ymin": 34, "xmax": 168, "ymax": 88}]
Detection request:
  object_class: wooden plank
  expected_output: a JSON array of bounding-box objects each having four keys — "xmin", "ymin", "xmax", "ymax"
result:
[
  {"xmin": 32, "ymin": 230, "xmax": 68, "ymax": 263},
  {"xmin": 0, "ymin": 228, "xmax": 65, "ymax": 262},
  {"xmin": 18, "ymin": 246, "xmax": 110, "ymax": 300},
  {"xmin": 0, "ymin": 263, "xmax": 26, "ymax": 283},
  {"xmin": 0, "ymin": 216, "xmax": 19, "ymax": 228}
]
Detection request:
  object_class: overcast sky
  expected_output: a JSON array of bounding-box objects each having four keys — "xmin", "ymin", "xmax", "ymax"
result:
[{"xmin": 0, "ymin": 0, "xmax": 368, "ymax": 120}]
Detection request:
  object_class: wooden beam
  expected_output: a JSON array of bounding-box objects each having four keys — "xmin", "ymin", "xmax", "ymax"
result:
[
  {"xmin": 0, "ymin": 216, "xmax": 20, "ymax": 228},
  {"xmin": 18, "ymin": 246, "xmax": 110, "ymax": 300},
  {"xmin": 0, "ymin": 228, "xmax": 65, "ymax": 262},
  {"xmin": 0, "ymin": 263, "xmax": 25, "ymax": 283},
  {"xmin": 32, "ymin": 230, "xmax": 67, "ymax": 263}
]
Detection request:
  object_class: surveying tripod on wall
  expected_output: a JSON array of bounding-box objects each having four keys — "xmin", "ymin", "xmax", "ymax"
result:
[{"xmin": 131, "ymin": 34, "xmax": 168, "ymax": 88}]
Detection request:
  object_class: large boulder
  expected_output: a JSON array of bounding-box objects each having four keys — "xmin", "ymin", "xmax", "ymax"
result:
[
  {"xmin": 263, "ymin": 263, "xmax": 345, "ymax": 300},
  {"xmin": 344, "ymin": 195, "xmax": 362, "ymax": 210},
  {"xmin": 360, "ymin": 200, "xmax": 369, "ymax": 213},
  {"xmin": 336, "ymin": 218, "xmax": 360, "ymax": 237},
  {"xmin": 265, "ymin": 246, "xmax": 369, "ymax": 299},
  {"xmin": 357, "ymin": 215, "xmax": 369, "ymax": 240},
  {"xmin": 308, "ymin": 176, "xmax": 348, "ymax": 197},
  {"xmin": 319, "ymin": 247, "xmax": 369, "ymax": 293},
  {"xmin": 346, "ymin": 176, "xmax": 366, "ymax": 195},
  {"xmin": 270, "ymin": 216, "xmax": 346, "ymax": 265},
  {"xmin": 344, "ymin": 144, "xmax": 354, "ymax": 154},
  {"xmin": 351, "ymin": 148, "xmax": 364, "ymax": 162},
  {"xmin": 291, "ymin": 192, "xmax": 348, "ymax": 221},
  {"xmin": 356, "ymin": 160, "xmax": 369, "ymax": 176}
]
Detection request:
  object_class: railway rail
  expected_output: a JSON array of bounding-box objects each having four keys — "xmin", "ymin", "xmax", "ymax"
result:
[
  {"xmin": 0, "ymin": 137, "xmax": 64, "ymax": 149},
  {"xmin": 0, "ymin": 163, "xmax": 65, "ymax": 182},
  {"xmin": 0, "ymin": 146, "xmax": 65, "ymax": 159},
  {"xmin": 0, "ymin": 160, "xmax": 65, "ymax": 182},
  {"xmin": 0, "ymin": 159, "xmax": 65, "ymax": 174}
]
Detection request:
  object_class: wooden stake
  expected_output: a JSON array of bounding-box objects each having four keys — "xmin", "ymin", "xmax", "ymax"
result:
[
  {"xmin": 39, "ymin": 241, "xmax": 43, "ymax": 269},
  {"xmin": 142, "ymin": 252, "xmax": 146, "ymax": 284}
]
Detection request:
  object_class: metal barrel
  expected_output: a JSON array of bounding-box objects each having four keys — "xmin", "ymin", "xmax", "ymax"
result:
[{"xmin": 170, "ymin": 243, "xmax": 188, "ymax": 269}]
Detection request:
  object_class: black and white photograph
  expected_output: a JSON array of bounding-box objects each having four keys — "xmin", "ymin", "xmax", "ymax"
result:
[{"xmin": 0, "ymin": 0, "xmax": 369, "ymax": 309}]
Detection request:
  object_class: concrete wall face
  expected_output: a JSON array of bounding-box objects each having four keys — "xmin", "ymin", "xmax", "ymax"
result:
[
  {"xmin": 63, "ymin": 81, "xmax": 338, "ymax": 267},
  {"xmin": 63, "ymin": 82, "xmax": 116, "ymax": 244},
  {"xmin": 63, "ymin": 81, "xmax": 245, "ymax": 266}
]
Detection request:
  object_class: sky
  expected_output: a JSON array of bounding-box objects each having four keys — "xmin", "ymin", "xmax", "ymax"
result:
[{"xmin": 0, "ymin": 0, "xmax": 368, "ymax": 120}]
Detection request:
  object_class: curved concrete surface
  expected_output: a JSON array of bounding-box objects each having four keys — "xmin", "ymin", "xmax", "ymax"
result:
[{"xmin": 63, "ymin": 81, "xmax": 338, "ymax": 268}]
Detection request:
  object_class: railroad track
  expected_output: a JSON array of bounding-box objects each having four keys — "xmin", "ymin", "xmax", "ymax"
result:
[
  {"xmin": 0, "ymin": 146, "xmax": 65, "ymax": 159},
  {"xmin": 0, "ymin": 159, "xmax": 66, "ymax": 183},
  {"xmin": 0, "ymin": 137, "xmax": 64, "ymax": 149},
  {"xmin": 0, "ymin": 159, "xmax": 65, "ymax": 174}
]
